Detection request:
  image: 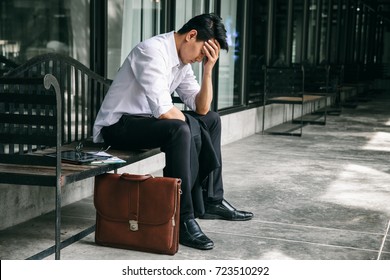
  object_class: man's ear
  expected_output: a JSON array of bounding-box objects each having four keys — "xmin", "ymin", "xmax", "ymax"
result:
[{"xmin": 186, "ymin": 29, "xmax": 198, "ymax": 42}]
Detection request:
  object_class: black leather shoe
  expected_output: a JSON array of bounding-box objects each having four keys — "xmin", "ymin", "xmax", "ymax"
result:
[
  {"xmin": 179, "ymin": 219, "xmax": 214, "ymax": 250},
  {"xmin": 200, "ymin": 199, "xmax": 254, "ymax": 221}
]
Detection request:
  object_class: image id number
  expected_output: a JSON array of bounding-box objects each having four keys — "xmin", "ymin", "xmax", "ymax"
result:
[{"xmin": 215, "ymin": 266, "xmax": 270, "ymax": 276}]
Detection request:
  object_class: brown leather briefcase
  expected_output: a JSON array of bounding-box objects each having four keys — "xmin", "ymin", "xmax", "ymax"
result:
[{"xmin": 94, "ymin": 173, "xmax": 181, "ymax": 255}]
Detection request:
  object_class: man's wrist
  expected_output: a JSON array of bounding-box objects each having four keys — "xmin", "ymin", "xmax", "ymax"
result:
[{"xmin": 202, "ymin": 71, "xmax": 212, "ymax": 80}]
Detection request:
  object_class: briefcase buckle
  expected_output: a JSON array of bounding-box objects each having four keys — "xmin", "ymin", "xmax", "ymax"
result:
[{"xmin": 129, "ymin": 220, "xmax": 138, "ymax": 231}]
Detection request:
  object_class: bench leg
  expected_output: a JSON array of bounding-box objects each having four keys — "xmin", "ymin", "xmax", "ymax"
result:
[
  {"xmin": 26, "ymin": 225, "xmax": 96, "ymax": 260},
  {"xmin": 55, "ymin": 178, "xmax": 62, "ymax": 260}
]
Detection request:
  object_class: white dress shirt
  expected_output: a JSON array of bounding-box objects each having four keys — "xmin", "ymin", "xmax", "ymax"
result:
[{"xmin": 93, "ymin": 31, "xmax": 201, "ymax": 143}]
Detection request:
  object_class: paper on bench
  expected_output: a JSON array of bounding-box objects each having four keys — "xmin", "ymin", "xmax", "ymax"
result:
[
  {"xmin": 90, "ymin": 157, "xmax": 126, "ymax": 164},
  {"xmin": 87, "ymin": 151, "xmax": 112, "ymax": 157},
  {"xmin": 87, "ymin": 151, "xmax": 126, "ymax": 164}
]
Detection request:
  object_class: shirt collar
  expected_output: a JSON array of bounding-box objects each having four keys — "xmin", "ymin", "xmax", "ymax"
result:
[{"xmin": 167, "ymin": 31, "xmax": 182, "ymax": 69}]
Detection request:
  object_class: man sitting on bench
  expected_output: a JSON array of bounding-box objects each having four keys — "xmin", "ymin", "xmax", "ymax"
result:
[{"xmin": 93, "ymin": 13, "xmax": 253, "ymax": 251}]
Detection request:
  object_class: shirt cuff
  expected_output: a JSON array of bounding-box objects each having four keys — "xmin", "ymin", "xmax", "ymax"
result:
[{"xmin": 152, "ymin": 104, "xmax": 174, "ymax": 118}]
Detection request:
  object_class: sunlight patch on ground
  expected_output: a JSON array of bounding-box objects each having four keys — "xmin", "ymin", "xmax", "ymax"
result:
[
  {"xmin": 260, "ymin": 250, "xmax": 295, "ymax": 260},
  {"xmin": 362, "ymin": 132, "xmax": 390, "ymax": 152},
  {"xmin": 321, "ymin": 164, "xmax": 390, "ymax": 215}
]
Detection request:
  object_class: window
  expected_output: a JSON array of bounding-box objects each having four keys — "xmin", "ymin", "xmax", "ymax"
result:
[
  {"xmin": 307, "ymin": 0, "xmax": 318, "ymax": 64},
  {"xmin": 319, "ymin": 0, "xmax": 330, "ymax": 64},
  {"xmin": 247, "ymin": 0, "xmax": 268, "ymax": 104},
  {"xmin": 337, "ymin": 1, "xmax": 348, "ymax": 64},
  {"xmin": 353, "ymin": 3, "xmax": 362, "ymax": 63},
  {"xmin": 175, "ymin": 0, "xmax": 207, "ymax": 28},
  {"xmin": 329, "ymin": 1, "xmax": 340, "ymax": 64},
  {"xmin": 107, "ymin": 0, "xmax": 124, "ymax": 78},
  {"xmin": 292, "ymin": 0, "xmax": 304, "ymax": 64},
  {"xmin": 217, "ymin": 0, "xmax": 244, "ymax": 110},
  {"xmin": 272, "ymin": 0, "xmax": 288, "ymax": 66},
  {"xmin": 107, "ymin": 0, "xmax": 165, "ymax": 79},
  {"xmin": 345, "ymin": 2, "xmax": 357, "ymax": 64},
  {"xmin": 0, "ymin": 0, "xmax": 90, "ymax": 68},
  {"xmin": 174, "ymin": 0, "xmax": 210, "ymax": 82}
]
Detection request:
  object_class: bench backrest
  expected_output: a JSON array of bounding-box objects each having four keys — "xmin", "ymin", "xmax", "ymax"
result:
[
  {"xmin": 0, "ymin": 75, "xmax": 62, "ymax": 185},
  {"xmin": 302, "ymin": 65, "xmax": 330, "ymax": 94},
  {"xmin": 5, "ymin": 53, "xmax": 112, "ymax": 145},
  {"xmin": 343, "ymin": 63, "xmax": 369, "ymax": 83},
  {"xmin": 263, "ymin": 66, "xmax": 304, "ymax": 101},
  {"xmin": 328, "ymin": 64, "xmax": 344, "ymax": 89}
]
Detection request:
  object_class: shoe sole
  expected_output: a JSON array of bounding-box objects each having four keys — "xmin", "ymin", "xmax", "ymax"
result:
[
  {"xmin": 199, "ymin": 213, "xmax": 253, "ymax": 221},
  {"xmin": 179, "ymin": 241, "xmax": 214, "ymax": 250}
]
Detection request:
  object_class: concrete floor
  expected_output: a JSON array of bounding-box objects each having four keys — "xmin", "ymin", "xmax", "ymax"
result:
[{"xmin": 1, "ymin": 90, "xmax": 390, "ymax": 260}]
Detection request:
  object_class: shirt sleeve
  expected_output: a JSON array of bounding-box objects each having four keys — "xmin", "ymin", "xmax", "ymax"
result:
[
  {"xmin": 175, "ymin": 66, "xmax": 201, "ymax": 111},
  {"xmin": 128, "ymin": 45, "xmax": 173, "ymax": 118}
]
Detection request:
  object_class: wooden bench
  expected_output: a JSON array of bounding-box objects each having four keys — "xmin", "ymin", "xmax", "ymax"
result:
[
  {"xmin": 327, "ymin": 64, "xmax": 345, "ymax": 108},
  {"xmin": 342, "ymin": 63, "xmax": 372, "ymax": 104},
  {"xmin": 303, "ymin": 64, "xmax": 342, "ymax": 116},
  {"xmin": 262, "ymin": 65, "xmax": 327, "ymax": 137},
  {"xmin": 0, "ymin": 53, "xmax": 161, "ymax": 260}
]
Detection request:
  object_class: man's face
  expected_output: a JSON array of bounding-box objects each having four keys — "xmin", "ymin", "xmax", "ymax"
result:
[{"xmin": 178, "ymin": 30, "xmax": 208, "ymax": 64}]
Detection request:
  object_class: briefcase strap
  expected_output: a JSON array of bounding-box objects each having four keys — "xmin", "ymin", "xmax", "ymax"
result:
[
  {"xmin": 121, "ymin": 173, "xmax": 152, "ymax": 182},
  {"xmin": 128, "ymin": 180, "xmax": 140, "ymax": 231}
]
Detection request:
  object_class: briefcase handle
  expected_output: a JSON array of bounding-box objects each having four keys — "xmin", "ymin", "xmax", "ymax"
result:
[{"xmin": 120, "ymin": 173, "xmax": 153, "ymax": 182}]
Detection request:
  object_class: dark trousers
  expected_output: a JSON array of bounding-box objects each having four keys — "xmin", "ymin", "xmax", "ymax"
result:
[{"xmin": 101, "ymin": 111, "xmax": 224, "ymax": 221}]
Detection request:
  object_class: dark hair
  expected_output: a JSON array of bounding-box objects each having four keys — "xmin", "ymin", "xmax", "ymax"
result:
[{"xmin": 177, "ymin": 13, "xmax": 229, "ymax": 52}]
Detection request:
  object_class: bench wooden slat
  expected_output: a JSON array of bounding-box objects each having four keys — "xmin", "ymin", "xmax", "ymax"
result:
[
  {"xmin": 302, "ymin": 95, "xmax": 327, "ymax": 102},
  {"xmin": 0, "ymin": 133, "xmax": 57, "ymax": 146},
  {"xmin": 267, "ymin": 95, "xmax": 326, "ymax": 104},
  {"xmin": 66, "ymin": 64, "xmax": 72, "ymax": 144},
  {"xmin": 0, "ymin": 154, "xmax": 57, "ymax": 165},
  {"xmin": 0, "ymin": 172, "xmax": 57, "ymax": 186},
  {"xmin": 267, "ymin": 96, "xmax": 303, "ymax": 104},
  {"xmin": 0, "ymin": 113, "xmax": 57, "ymax": 126},
  {"xmin": 74, "ymin": 69, "xmax": 80, "ymax": 140},
  {"xmin": 81, "ymin": 73, "xmax": 87, "ymax": 139},
  {"xmin": 0, "ymin": 92, "xmax": 57, "ymax": 105},
  {"xmin": 0, "ymin": 77, "xmax": 44, "ymax": 85}
]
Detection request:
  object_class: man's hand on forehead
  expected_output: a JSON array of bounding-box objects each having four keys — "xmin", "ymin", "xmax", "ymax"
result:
[
  {"xmin": 203, "ymin": 39, "xmax": 220, "ymax": 60},
  {"xmin": 213, "ymin": 39, "xmax": 221, "ymax": 50},
  {"xmin": 206, "ymin": 39, "xmax": 220, "ymax": 52},
  {"xmin": 201, "ymin": 39, "xmax": 221, "ymax": 72}
]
